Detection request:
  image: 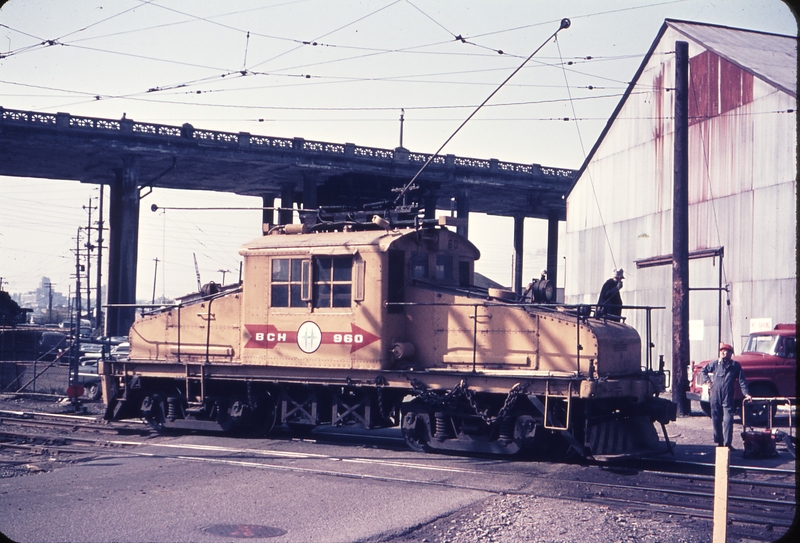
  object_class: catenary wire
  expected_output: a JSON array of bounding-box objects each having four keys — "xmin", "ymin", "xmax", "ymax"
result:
[
  {"xmin": 555, "ymin": 32, "xmax": 617, "ymax": 271},
  {"xmin": 395, "ymin": 18, "xmax": 572, "ymax": 204}
]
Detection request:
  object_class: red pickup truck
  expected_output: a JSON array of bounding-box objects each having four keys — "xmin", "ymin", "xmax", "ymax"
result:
[{"xmin": 689, "ymin": 324, "xmax": 796, "ymax": 425}]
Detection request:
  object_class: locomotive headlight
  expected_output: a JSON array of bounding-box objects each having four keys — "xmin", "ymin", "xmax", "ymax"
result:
[
  {"xmin": 372, "ymin": 215, "xmax": 391, "ymax": 230},
  {"xmin": 391, "ymin": 342, "xmax": 416, "ymax": 361}
]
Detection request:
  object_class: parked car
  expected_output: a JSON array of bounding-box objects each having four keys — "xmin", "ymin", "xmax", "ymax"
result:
[
  {"xmin": 38, "ymin": 332, "xmax": 68, "ymax": 361},
  {"xmin": 109, "ymin": 342, "xmax": 129, "ymax": 361},
  {"xmin": 80, "ymin": 342, "xmax": 104, "ymax": 356},
  {"xmin": 58, "ymin": 319, "xmax": 93, "ymax": 338},
  {"xmin": 689, "ymin": 324, "xmax": 796, "ymax": 425},
  {"xmin": 53, "ymin": 340, "xmax": 104, "ymax": 366},
  {"xmin": 97, "ymin": 335, "xmax": 128, "ymax": 346},
  {"xmin": 77, "ymin": 359, "xmax": 102, "ymax": 401}
]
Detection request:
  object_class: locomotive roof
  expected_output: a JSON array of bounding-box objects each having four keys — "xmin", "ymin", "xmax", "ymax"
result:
[{"xmin": 238, "ymin": 226, "xmax": 480, "ymax": 258}]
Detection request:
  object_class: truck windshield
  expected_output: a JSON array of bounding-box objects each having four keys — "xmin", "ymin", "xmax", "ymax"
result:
[{"xmin": 743, "ymin": 334, "xmax": 779, "ymax": 355}]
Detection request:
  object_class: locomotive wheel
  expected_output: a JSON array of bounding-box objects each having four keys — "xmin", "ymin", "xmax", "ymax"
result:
[
  {"xmin": 248, "ymin": 394, "xmax": 278, "ymax": 437},
  {"xmin": 139, "ymin": 391, "xmax": 177, "ymax": 434},
  {"xmin": 140, "ymin": 393, "xmax": 168, "ymax": 432},
  {"xmin": 403, "ymin": 422, "xmax": 430, "ymax": 453},
  {"xmin": 401, "ymin": 410, "xmax": 431, "ymax": 453}
]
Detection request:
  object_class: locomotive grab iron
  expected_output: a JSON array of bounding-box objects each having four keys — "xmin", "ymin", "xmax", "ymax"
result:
[{"xmin": 101, "ymin": 209, "xmax": 676, "ymax": 459}]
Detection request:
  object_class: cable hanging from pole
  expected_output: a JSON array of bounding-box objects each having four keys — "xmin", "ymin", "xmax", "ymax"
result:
[{"xmin": 554, "ymin": 28, "xmax": 616, "ymax": 271}]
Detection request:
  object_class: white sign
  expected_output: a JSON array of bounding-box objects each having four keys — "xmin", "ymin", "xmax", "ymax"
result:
[{"xmin": 749, "ymin": 318, "xmax": 773, "ymax": 333}]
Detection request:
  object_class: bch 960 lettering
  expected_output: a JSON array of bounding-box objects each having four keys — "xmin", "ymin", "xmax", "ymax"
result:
[{"xmin": 334, "ymin": 333, "xmax": 363, "ymax": 344}]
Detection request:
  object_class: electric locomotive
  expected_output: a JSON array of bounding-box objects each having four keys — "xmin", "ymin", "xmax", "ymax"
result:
[{"xmin": 101, "ymin": 212, "xmax": 676, "ymax": 459}]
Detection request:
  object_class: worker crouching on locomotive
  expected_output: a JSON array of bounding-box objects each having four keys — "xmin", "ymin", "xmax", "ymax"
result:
[
  {"xmin": 701, "ymin": 343, "xmax": 752, "ymax": 449},
  {"xmin": 596, "ymin": 269, "xmax": 624, "ymax": 320}
]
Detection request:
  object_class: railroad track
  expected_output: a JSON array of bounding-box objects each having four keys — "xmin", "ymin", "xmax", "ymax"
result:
[
  {"xmin": 0, "ymin": 408, "xmax": 151, "ymax": 465},
  {"xmin": 566, "ymin": 465, "xmax": 795, "ymax": 532},
  {"xmin": 1, "ymin": 409, "xmax": 794, "ymax": 538},
  {"xmin": 0, "ymin": 408, "xmax": 148, "ymax": 434}
]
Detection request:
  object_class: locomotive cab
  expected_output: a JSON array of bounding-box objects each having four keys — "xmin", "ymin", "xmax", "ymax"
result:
[{"xmin": 236, "ymin": 222, "xmax": 479, "ymax": 371}]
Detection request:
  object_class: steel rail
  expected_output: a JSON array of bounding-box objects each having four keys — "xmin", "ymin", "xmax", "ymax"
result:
[
  {"xmin": 0, "ymin": 417, "xmax": 120, "ymax": 434},
  {"xmin": 590, "ymin": 495, "xmax": 794, "ymax": 529}
]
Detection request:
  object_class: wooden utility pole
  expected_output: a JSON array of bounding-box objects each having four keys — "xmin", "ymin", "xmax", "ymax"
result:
[
  {"xmin": 672, "ymin": 41, "xmax": 691, "ymax": 416},
  {"xmin": 152, "ymin": 258, "xmax": 159, "ymax": 304},
  {"xmin": 95, "ymin": 184, "xmax": 105, "ymax": 336},
  {"xmin": 46, "ymin": 282, "xmax": 53, "ymax": 324},
  {"xmin": 83, "ymin": 197, "xmax": 96, "ymax": 331}
]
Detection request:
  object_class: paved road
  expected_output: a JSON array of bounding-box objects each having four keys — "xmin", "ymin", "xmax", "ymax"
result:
[{"xmin": 0, "ymin": 429, "xmax": 529, "ymax": 543}]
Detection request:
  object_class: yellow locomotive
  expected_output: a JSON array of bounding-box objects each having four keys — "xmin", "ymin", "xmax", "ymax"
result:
[{"xmin": 101, "ymin": 214, "xmax": 676, "ymax": 459}]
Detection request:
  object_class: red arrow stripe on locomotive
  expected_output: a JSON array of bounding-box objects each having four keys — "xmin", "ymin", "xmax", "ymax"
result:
[
  {"xmin": 243, "ymin": 324, "xmax": 296, "ymax": 349},
  {"xmin": 244, "ymin": 323, "xmax": 379, "ymax": 353},
  {"xmin": 324, "ymin": 324, "xmax": 380, "ymax": 353}
]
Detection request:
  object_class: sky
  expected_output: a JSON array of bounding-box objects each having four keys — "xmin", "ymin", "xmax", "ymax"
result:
[{"xmin": 0, "ymin": 0, "xmax": 796, "ymax": 306}]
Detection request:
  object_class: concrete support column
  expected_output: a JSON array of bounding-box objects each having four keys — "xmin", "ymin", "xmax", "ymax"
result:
[
  {"xmin": 302, "ymin": 174, "xmax": 318, "ymax": 227},
  {"xmin": 261, "ymin": 194, "xmax": 275, "ymax": 232},
  {"xmin": 423, "ymin": 190, "xmax": 437, "ymax": 220},
  {"xmin": 546, "ymin": 213, "xmax": 559, "ymax": 296},
  {"xmin": 106, "ymin": 156, "xmax": 141, "ymax": 337},
  {"xmin": 513, "ymin": 216, "xmax": 524, "ymax": 294},
  {"xmin": 279, "ymin": 183, "xmax": 294, "ymax": 226},
  {"xmin": 456, "ymin": 191, "xmax": 470, "ymax": 238}
]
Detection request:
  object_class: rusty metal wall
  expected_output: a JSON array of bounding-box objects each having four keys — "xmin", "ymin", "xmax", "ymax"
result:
[{"xmin": 565, "ymin": 24, "xmax": 796, "ymax": 372}]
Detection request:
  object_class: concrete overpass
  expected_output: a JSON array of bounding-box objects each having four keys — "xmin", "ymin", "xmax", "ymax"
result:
[{"xmin": 0, "ymin": 106, "xmax": 575, "ymax": 335}]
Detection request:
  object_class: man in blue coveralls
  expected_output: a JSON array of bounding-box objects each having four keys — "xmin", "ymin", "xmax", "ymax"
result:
[{"xmin": 702, "ymin": 343, "xmax": 752, "ymax": 449}]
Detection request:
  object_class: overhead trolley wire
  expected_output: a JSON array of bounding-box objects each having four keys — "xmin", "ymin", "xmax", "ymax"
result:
[
  {"xmin": 466, "ymin": 0, "xmax": 690, "ymax": 40},
  {"xmin": 3, "ymin": 1, "xmax": 653, "ymax": 109},
  {"xmin": 394, "ymin": 18, "xmax": 573, "ymax": 204},
  {"xmin": 247, "ymin": 0, "xmax": 403, "ymax": 70},
  {"xmin": 0, "ymin": 1, "xmax": 153, "ymax": 59}
]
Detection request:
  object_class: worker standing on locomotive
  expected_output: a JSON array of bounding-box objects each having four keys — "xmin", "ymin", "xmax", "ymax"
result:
[
  {"xmin": 701, "ymin": 343, "xmax": 752, "ymax": 449},
  {"xmin": 596, "ymin": 269, "xmax": 624, "ymax": 319}
]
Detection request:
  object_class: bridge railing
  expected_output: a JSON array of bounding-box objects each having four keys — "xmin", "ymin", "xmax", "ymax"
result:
[{"xmin": 0, "ymin": 106, "xmax": 575, "ymax": 179}]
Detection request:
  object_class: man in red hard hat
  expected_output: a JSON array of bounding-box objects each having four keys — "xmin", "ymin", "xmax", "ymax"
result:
[{"xmin": 701, "ymin": 343, "xmax": 752, "ymax": 449}]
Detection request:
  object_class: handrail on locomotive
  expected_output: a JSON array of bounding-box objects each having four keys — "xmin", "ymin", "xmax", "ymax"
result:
[{"xmin": 111, "ymin": 293, "xmax": 668, "ymax": 384}]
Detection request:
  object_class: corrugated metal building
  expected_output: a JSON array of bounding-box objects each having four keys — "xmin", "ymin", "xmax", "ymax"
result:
[{"xmin": 565, "ymin": 20, "xmax": 796, "ymax": 371}]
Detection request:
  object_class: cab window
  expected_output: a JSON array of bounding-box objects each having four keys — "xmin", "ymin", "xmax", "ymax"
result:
[
  {"xmin": 410, "ymin": 253, "xmax": 428, "ymax": 279},
  {"xmin": 314, "ymin": 256, "xmax": 352, "ymax": 308},
  {"xmin": 435, "ymin": 255, "xmax": 453, "ymax": 281},
  {"xmin": 271, "ymin": 258, "xmax": 305, "ymax": 307}
]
